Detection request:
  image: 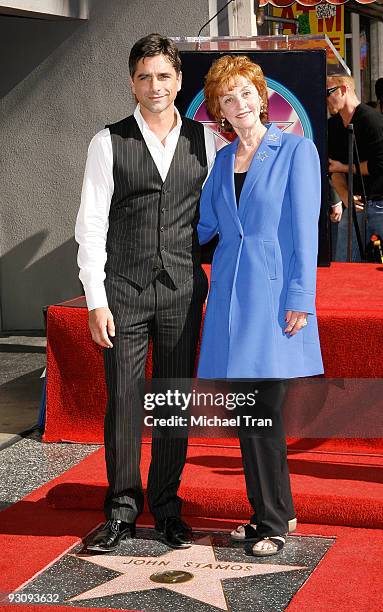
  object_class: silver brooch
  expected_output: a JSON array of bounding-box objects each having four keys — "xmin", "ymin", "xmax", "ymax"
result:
[
  {"xmin": 268, "ymin": 133, "xmax": 279, "ymax": 143},
  {"xmin": 256, "ymin": 151, "xmax": 268, "ymax": 162}
]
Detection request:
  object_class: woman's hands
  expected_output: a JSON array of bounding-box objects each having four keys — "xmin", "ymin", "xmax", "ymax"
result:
[{"xmin": 284, "ymin": 311, "xmax": 308, "ymax": 336}]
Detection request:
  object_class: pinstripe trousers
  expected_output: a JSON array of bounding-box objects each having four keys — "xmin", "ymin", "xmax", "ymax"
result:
[{"xmin": 103, "ymin": 268, "xmax": 208, "ymax": 523}]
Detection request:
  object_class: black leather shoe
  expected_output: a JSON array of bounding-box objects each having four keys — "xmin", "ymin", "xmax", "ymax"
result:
[
  {"xmin": 156, "ymin": 517, "xmax": 193, "ymax": 548},
  {"xmin": 86, "ymin": 519, "xmax": 136, "ymax": 553}
]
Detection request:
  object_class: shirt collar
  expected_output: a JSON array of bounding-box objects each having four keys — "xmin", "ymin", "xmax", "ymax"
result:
[{"xmin": 134, "ymin": 104, "xmax": 182, "ymax": 138}]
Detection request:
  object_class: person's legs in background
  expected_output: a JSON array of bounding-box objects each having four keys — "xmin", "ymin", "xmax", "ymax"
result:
[
  {"xmin": 336, "ymin": 200, "xmax": 383, "ymax": 261},
  {"xmin": 335, "ymin": 208, "xmax": 363, "ymax": 262},
  {"xmin": 367, "ymin": 200, "xmax": 383, "ymax": 244}
]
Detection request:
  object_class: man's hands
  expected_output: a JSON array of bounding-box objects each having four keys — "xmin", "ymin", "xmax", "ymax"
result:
[
  {"xmin": 329, "ymin": 158, "xmax": 347, "ymax": 174},
  {"xmin": 351, "ymin": 195, "xmax": 364, "ymax": 211},
  {"xmin": 330, "ymin": 202, "xmax": 343, "ymax": 223},
  {"xmin": 339, "ymin": 195, "xmax": 364, "ymax": 212},
  {"xmin": 284, "ymin": 311, "xmax": 308, "ymax": 336},
  {"xmin": 329, "ymin": 158, "xmax": 369, "ymax": 177},
  {"xmin": 88, "ymin": 307, "xmax": 115, "ymax": 348},
  {"xmin": 330, "ymin": 168, "xmax": 364, "ymax": 217}
]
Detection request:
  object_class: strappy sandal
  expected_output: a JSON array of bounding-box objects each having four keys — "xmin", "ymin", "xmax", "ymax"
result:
[
  {"xmin": 231, "ymin": 523, "xmax": 258, "ymax": 542},
  {"xmin": 251, "ymin": 535, "xmax": 286, "ymax": 557},
  {"xmin": 231, "ymin": 517, "xmax": 297, "ymax": 542}
]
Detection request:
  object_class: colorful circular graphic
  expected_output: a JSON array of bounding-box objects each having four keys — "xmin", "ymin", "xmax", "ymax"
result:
[{"xmin": 185, "ymin": 77, "xmax": 313, "ymax": 150}]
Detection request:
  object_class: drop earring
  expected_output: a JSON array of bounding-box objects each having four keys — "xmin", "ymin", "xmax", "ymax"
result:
[{"xmin": 220, "ymin": 117, "xmax": 225, "ymax": 128}]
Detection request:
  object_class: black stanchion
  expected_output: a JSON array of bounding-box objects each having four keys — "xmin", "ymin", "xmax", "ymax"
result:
[
  {"xmin": 353, "ymin": 132, "xmax": 369, "ymax": 259},
  {"xmin": 347, "ymin": 125, "xmax": 354, "ymax": 262},
  {"xmin": 346, "ymin": 124, "xmax": 368, "ymax": 262}
]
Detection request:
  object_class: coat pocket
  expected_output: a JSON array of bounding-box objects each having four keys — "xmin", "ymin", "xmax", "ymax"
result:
[{"xmin": 262, "ymin": 240, "xmax": 277, "ymax": 280}]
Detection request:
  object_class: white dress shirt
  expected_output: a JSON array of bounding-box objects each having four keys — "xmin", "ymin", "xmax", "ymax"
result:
[{"xmin": 75, "ymin": 104, "xmax": 216, "ymax": 310}]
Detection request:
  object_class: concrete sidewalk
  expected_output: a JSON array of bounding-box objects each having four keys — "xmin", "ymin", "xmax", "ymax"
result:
[
  {"xmin": 0, "ymin": 334, "xmax": 99, "ymax": 511},
  {"xmin": 0, "ymin": 334, "xmax": 46, "ymax": 449}
]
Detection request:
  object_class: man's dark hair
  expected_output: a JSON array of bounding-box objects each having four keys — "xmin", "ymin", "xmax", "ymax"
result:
[
  {"xmin": 375, "ymin": 78, "xmax": 383, "ymax": 101},
  {"xmin": 375, "ymin": 78, "xmax": 383, "ymax": 113},
  {"xmin": 129, "ymin": 33, "xmax": 181, "ymax": 77}
]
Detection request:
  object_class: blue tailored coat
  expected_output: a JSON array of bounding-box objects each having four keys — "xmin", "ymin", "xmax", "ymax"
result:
[{"xmin": 197, "ymin": 124, "xmax": 324, "ymax": 379}]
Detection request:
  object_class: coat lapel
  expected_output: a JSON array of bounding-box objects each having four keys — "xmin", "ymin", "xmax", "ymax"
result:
[
  {"xmin": 238, "ymin": 124, "xmax": 283, "ymax": 222},
  {"xmin": 221, "ymin": 140, "xmax": 243, "ymax": 233}
]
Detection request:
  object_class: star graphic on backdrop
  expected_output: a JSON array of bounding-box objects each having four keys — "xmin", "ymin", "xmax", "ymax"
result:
[
  {"xmin": 69, "ymin": 536, "xmax": 304, "ymax": 610},
  {"xmin": 200, "ymin": 121, "xmax": 230, "ymax": 144},
  {"xmin": 199, "ymin": 121, "xmax": 294, "ymax": 147},
  {"xmin": 200, "ymin": 121, "xmax": 293, "ymax": 134},
  {"xmin": 272, "ymin": 121, "xmax": 294, "ymax": 132}
]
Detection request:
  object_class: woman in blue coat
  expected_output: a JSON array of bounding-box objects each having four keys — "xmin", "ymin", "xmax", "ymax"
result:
[{"xmin": 198, "ymin": 56, "xmax": 323, "ymax": 556}]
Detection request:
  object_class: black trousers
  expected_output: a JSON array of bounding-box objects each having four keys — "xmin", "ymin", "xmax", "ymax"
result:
[
  {"xmin": 103, "ymin": 268, "xmax": 208, "ymax": 523},
  {"xmin": 236, "ymin": 380, "xmax": 295, "ymax": 537}
]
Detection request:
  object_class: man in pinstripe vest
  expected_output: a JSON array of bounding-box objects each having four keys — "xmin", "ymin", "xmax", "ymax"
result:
[{"xmin": 75, "ymin": 34, "xmax": 216, "ymax": 551}]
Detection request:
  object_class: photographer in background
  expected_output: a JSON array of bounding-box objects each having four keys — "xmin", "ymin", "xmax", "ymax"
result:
[{"xmin": 327, "ymin": 75, "xmax": 383, "ymax": 262}]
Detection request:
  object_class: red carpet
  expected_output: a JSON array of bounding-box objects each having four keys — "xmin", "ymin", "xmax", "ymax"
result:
[
  {"xmin": 315, "ymin": 262, "xmax": 383, "ymax": 312},
  {"xmin": 1, "ymin": 448, "xmax": 382, "ymax": 612},
  {"xmin": 43, "ymin": 443, "xmax": 383, "ymax": 529},
  {"xmin": 9, "ymin": 263, "xmax": 381, "ymax": 610},
  {"xmin": 316, "ymin": 263, "xmax": 383, "ymax": 378},
  {"xmin": 44, "ymin": 263, "xmax": 383, "ymax": 444}
]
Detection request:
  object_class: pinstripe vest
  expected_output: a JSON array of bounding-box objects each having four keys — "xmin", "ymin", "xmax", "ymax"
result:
[{"xmin": 105, "ymin": 115, "xmax": 208, "ymax": 289}]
